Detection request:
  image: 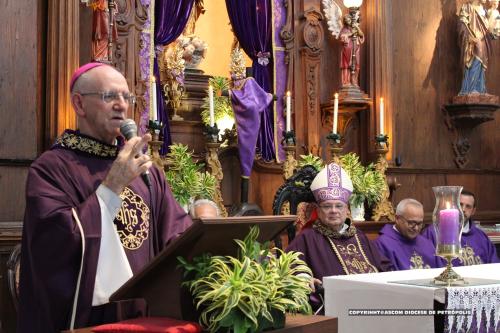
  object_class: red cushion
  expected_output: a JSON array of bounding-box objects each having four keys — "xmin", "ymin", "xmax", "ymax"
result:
[{"xmin": 92, "ymin": 317, "xmax": 202, "ymax": 333}]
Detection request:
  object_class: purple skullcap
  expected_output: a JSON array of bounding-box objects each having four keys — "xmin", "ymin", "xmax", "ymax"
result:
[{"xmin": 70, "ymin": 62, "xmax": 108, "ymax": 91}]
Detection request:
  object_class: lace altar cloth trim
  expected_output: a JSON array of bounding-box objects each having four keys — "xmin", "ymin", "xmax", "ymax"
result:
[{"xmin": 446, "ymin": 285, "xmax": 500, "ymax": 332}]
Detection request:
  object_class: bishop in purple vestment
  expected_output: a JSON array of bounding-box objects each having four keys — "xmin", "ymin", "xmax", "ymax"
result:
[
  {"xmin": 422, "ymin": 191, "xmax": 499, "ymax": 266},
  {"xmin": 18, "ymin": 63, "xmax": 193, "ymax": 333},
  {"xmin": 286, "ymin": 163, "xmax": 393, "ymax": 311},
  {"xmin": 374, "ymin": 199, "xmax": 444, "ymax": 271}
]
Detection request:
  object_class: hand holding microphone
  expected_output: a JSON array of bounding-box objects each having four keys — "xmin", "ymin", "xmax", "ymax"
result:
[{"xmin": 102, "ymin": 119, "xmax": 153, "ymax": 194}]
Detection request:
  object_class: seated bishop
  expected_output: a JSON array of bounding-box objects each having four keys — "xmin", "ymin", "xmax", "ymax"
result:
[
  {"xmin": 286, "ymin": 163, "xmax": 393, "ymax": 311},
  {"xmin": 374, "ymin": 199, "xmax": 444, "ymax": 270}
]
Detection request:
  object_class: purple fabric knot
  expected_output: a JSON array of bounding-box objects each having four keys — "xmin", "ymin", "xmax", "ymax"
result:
[{"xmin": 256, "ymin": 51, "xmax": 271, "ymax": 66}]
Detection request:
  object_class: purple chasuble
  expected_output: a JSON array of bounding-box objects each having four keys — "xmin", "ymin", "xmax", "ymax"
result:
[
  {"xmin": 18, "ymin": 130, "xmax": 192, "ymax": 333},
  {"xmin": 374, "ymin": 224, "xmax": 444, "ymax": 271},
  {"xmin": 286, "ymin": 221, "xmax": 393, "ymax": 310},
  {"xmin": 231, "ymin": 78, "xmax": 273, "ymax": 177},
  {"xmin": 286, "ymin": 221, "xmax": 393, "ymax": 279},
  {"xmin": 422, "ymin": 221, "xmax": 499, "ymax": 266}
]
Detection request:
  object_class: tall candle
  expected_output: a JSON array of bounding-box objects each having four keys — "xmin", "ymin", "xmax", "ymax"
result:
[
  {"xmin": 438, "ymin": 208, "xmax": 460, "ymax": 244},
  {"xmin": 333, "ymin": 93, "xmax": 339, "ymax": 134},
  {"xmin": 286, "ymin": 91, "xmax": 291, "ymax": 132},
  {"xmin": 208, "ymin": 85, "xmax": 214, "ymax": 127},
  {"xmin": 379, "ymin": 97, "xmax": 384, "ymax": 135},
  {"xmin": 151, "ymin": 76, "xmax": 157, "ymax": 122}
]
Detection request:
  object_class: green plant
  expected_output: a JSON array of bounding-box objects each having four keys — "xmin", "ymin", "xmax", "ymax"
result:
[
  {"xmin": 297, "ymin": 154, "xmax": 324, "ymax": 172},
  {"xmin": 201, "ymin": 76, "xmax": 234, "ymax": 125},
  {"xmin": 164, "ymin": 143, "xmax": 217, "ymax": 207},
  {"xmin": 339, "ymin": 153, "xmax": 385, "ymax": 207},
  {"xmin": 178, "ymin": 226, "xmax": 312, "ymax": 333}
]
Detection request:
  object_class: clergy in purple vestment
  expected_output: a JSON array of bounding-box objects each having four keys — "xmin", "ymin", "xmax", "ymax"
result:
[
  {"xmin": 17, "ymin": 63, "xmax": 193, "ymax": 333},
  {"xmin": 231, "ymin": 77, "xmax": 273, "ymax": 177},
  {"xmin": 422, "ymin": 190, "xmax": 499, "ymax": 266},
  {"xmin": 286, "ymin": 163, "xmax": 393, "ymax": 312},
  {"xmin": 374, "ymin": 199, "xmax": 444, "ymax": 271}
]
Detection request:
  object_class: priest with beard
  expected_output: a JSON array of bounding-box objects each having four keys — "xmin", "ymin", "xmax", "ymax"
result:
[
  {"xmin": 17, "ymin": 63, "xmax": 194, "ymax": 332},
  {"xmin": 374, "ymin": 198, "xmax": 444, "ymax": 270},
  {"xmin": 286, "ymin": 163, "xmax": 393, "ymax": 312}
]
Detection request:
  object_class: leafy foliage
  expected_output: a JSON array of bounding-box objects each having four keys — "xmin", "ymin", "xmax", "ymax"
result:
[
  {"xmin": 297, "ymin": 154, "xmax": 324, "ymax": 172},
  {"xmin": 164, "ymin": 143, "xmax": 217, "ymax": 206},
  {"xmin": 339, "ymin": 153, "xmax": 385, "ymax": 207},
  {"xmin": 201, "ymin": 76, "xmax": 234, "ymax": 125},
  {"xmin": 178, "ymin": 226, "xmax": 312, "ymax": 333}
]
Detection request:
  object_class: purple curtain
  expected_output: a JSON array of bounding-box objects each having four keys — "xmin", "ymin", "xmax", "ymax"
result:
[
  {"xmin": 154, "ymin": 0, "xmax": 195, "ymax": 154},
  {"xmin": 225, "ymin": 0, "xmax": 276, "ymax": 161}
]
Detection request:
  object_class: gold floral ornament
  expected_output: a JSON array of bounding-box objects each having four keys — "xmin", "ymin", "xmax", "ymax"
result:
[
  {"xmin": 160, "ymin": 43, "xmax": 186, "ymax": 120},
  {"xmin": 230, "ymin": 46, "xmax": 246, "ymax": 83}
]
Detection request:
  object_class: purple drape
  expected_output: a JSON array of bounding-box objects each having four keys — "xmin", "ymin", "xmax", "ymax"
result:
[
  {"xmin": 225, "ymin": 0, "xmax": 276, "ymax": 161},
  {"xmin": 154, "ymin": 0, "xmax": 195, "ymax": 154}
]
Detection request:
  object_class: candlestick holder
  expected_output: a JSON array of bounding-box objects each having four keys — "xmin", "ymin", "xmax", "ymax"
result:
[
  {"xmin": 432, "ymin": 186, "xmax": 465, "ymax": 285},
  {"xmin": 205, "ymin": 141, "xmax": 228, "ymax": 217},
  {"xmin": 327, "ymin": 133, "xmax": 343, "ymax": 164},
  {"xmin": 282, "ymin": 131, "xmax": 297, "ymax": 180},
  {"xmin": 203, "ymin": 124, "xmax": 220, "ymax": 143},
  {"xmin": 371, "ymin": 135, "xmax": 395, "ymax": 221},
  {"xmin": 147, "ymin": 120, "xmax": 164, "ymax": 168}
]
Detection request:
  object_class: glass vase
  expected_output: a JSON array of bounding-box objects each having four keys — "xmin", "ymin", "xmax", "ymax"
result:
[{"xmin": 432, "ymin": 186, "xmax": 465, "ymax": 285}]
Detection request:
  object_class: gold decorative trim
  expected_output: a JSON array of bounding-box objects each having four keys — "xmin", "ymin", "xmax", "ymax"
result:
[
  {"xmin": 327, "ymin": 234, "xmax": 378, "ymax": 275},
  {"xmin": 313, "ymin": 220, "xmax": 356, "ymax": 239},
  {"xmin": 55, "ymin": 131, "xmax": 118, "ymax": 157}
]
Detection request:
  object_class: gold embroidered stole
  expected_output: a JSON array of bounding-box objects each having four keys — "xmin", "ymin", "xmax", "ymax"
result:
[{"xmin": 314, "ymin": 220, "xmax": 378, "ymax": 275}]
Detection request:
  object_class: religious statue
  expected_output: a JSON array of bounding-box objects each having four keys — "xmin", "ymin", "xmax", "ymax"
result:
[
  {"xmin": 177, "ymin": 0, "xmax": 208, "ymax": 69},
  {"xmin": 83, "ymin": 0, "xmax": 118, "ymax": 62},
  {"xmin": 322, "ymin": 0, "xmax": 370, "ymax": 103},
  {"xmin": 339, "ymin": 13, "xmax": 365, "ymax": 87},
  {"xmin": 322, "ymin": 0, "xmax": 365, "ymax": 88},
  {"xmin": 457, "ymin": 0, "xmax": 499, "ymax": 96}
]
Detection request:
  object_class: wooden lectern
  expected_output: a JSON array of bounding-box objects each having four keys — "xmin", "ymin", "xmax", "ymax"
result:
[{"xmin": 110, "ymin": 215, "xmax": 296, "ymax": 320}]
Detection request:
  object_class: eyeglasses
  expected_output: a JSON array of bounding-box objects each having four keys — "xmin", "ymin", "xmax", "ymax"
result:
[
  {"xmin": 79, "ymin": 91, "xmax": 136, "ymax": 104},
  {"xmin": 318, "ymin": 203, "xmax": 346, "ymax": 212},
  {"xmin": 398, "ymin": 216, "xmax": 424, "ymax": 229}
]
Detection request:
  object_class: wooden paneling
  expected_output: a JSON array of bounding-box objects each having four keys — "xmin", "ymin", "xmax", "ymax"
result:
[{"xmin": 0, "ymin": 0, "xmax": 41, "ymax": 159}]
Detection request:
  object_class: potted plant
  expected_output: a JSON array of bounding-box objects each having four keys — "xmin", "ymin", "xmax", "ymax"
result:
[
  {"xmin": 164, "ymin": 143, "xmax": 217, "ymax": 209},
  {"xmin": 178, "ymin": 226, "xmax": 312, "ymax": 333},
  {"xmin": 339, "ymin": 153, "xmax": 385, "ymax": 221}
]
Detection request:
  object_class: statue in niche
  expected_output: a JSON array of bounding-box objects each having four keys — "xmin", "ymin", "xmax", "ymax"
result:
[
  {"xmin": 83, "ymin": 0, "xmax": 118, "ymax": 62},
  {"xmin": 456, "ymin": 0, "xmax": 499, "ymax": 98},
  {"xmin": 339, "ymin": 13, "xmax": 365, "ymax": 87},
  {"xmin": 322, "ymin": 0, "xmax": 369, "ymax": 103}
]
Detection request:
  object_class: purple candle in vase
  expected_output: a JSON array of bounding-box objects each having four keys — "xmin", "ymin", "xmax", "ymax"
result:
[{"xmin": 438, "ymin": 208, "xmax": 459, "ymax": 244}]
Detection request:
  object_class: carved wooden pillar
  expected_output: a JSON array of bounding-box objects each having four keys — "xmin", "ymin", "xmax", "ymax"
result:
[
  {"xmin": 296, "ymin": 2, "xmax": 324, "ymax": 156},
  {"xmin": 45, "ymin": 0, "xmax": 80, "ymax": 147},
  {"xmin": 114, "ymin": 0, "xmax": 148, "ymax": 124}
]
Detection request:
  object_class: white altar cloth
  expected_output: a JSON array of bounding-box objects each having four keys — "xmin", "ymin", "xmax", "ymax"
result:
[{"xmin": 323, "ymin": 263, "xmax": 500, "ymax": 333}]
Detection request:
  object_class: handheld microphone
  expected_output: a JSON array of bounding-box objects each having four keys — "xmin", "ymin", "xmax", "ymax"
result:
[{"xmin": 119, "ymin": 119, "xmax": 152, "ymax": 187}]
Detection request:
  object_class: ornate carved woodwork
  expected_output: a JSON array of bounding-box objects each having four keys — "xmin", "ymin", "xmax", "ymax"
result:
[
  {"xmin": 443, "ymin": 101, "xmax": 500, "ymax": 169},
  {"xmin": 297, "ymin": 6, "xmax": 324, "ymax": 157}
]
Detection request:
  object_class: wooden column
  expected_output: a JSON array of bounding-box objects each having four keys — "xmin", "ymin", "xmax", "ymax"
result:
[
  {"xmin": 45, "ymin": 0, "xmax": 80, "ymax": 147},
  {"xmin": 295, "ymin": 1, "xmax": 324, "ymax": 156}
]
